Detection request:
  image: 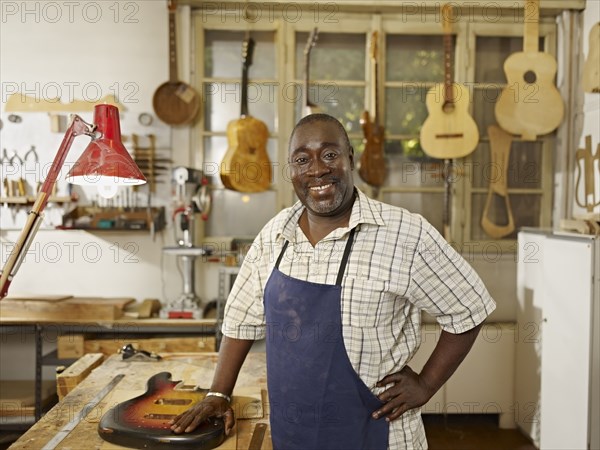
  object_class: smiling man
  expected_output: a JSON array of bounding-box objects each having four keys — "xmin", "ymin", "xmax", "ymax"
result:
[{"xmin": 171, "ymin": 114, "xmax": 496, "ymax": 449}]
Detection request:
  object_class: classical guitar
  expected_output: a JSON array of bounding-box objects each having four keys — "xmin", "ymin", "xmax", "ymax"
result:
[
  {"xmin": 220, "ymin": 38, "xmax": 271, "ymax": 193},
  {"xmin": 494, "ymin": 0, "xmax": 564, "ymax": 140},
  {"xmin": 98, "ymin": 372, "xmax": 225, "ymax": 450},
  {"xmin": 420, "ymin": 4, "xmax": 479, "ymax": 159},
  {"xmin": 582, "ymin": 22, "xmax": 600, "ymax": 93},
  {"xmin": 302, "ymin": 27, "xmax": 321, "ymax": 117},
  {"xmin": 358, "ymin": 31, "xmax": 386, "ymax": 188},
  {"xmin": 481, "ymin": 125, "xmax": 515, "ymax": 239}
]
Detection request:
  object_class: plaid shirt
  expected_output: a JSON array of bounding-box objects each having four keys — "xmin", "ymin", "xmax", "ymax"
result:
[{"xmin": 222, "ymin": 188, "xmax": 496, "ymax": 449}]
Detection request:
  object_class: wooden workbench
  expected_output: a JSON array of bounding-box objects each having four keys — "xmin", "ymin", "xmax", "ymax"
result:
[{"xmin": 9, "ymin": 352, "xmax": 271, "ymax": 449}]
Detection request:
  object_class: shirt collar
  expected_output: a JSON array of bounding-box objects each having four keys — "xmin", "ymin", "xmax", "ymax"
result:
[{"xmin": 278, "ymin": 187, "xmax": 386, "ymax": 242}]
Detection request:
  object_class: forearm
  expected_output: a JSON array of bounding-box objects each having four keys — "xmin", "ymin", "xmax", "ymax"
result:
[
  {"xmin": 419, "ymin": 323, "xmax": 483, "ymax": 396},
  {"xmin": 210, "ymin": 336, "xmax": 255, "ymax": 396}
]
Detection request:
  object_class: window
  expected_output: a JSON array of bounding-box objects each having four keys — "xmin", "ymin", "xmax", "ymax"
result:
[{"xmin": 193, "ymin": 6, "xmax": 557, "ymax": 251}]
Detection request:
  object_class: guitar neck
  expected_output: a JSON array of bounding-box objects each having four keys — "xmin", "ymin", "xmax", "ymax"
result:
[
  {"xmin": 168, "ymin": 11, "xmax": 178, "ymax": 82},
  {"xmin": 304, "ymin": 53, "xmax": 312, "ymax": 108},
  {"xmin": 241, "ymin": 65, "xmax": 249, "ymax": 117},
  {"xmin": 371, "ymin": 59, "xmax": 379, "ymax": 125},
  {"xmin": 523, "ymin": 0, "xmax": 540, "ymax": 53},
  {"xmin": 443, "ymin": 31, "xmax": 453, "ymax": 104}
]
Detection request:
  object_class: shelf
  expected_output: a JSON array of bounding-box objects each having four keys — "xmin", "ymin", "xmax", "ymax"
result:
[{"xmin": 0, "ymin": 196, "xmax": 73, "ymax": 205}]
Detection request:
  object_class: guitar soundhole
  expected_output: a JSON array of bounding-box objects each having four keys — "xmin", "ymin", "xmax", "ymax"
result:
[
  {"xmin": 249, "ymin": 147, "xmax": 256, "ymax": 155},
  {"xmin": 523, "ymin": 70, "xmax": 537, "ymax": 84},
  {"xmin": 144, "ymin": 413, "xmax": 178, "ymax": 420},
  {"xmin": 442, "ymin": 101, "xmax": 455, "ymax": 114},
  {"xmin": 154, "ymin": 398, "xmax": 193, "ymax": 405}
]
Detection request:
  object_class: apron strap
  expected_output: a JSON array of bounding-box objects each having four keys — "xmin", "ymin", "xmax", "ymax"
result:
[
  {"xmin": 274, "ymin": 227, "xmax": 357, "ymax": 285},
  {"xmin": 335, "ymin": 227, "xmax": 356, "ymax": 286}
]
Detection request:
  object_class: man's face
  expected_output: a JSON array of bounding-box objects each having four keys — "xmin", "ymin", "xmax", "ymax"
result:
[{"xmin": 289, "ymin": 120, "xmax": 355, "ymax": 217}]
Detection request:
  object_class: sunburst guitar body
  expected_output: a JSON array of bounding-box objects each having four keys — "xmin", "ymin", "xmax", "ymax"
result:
[
  {"xmin": 220, "ymin": 37, "xmax": 272, "ymax": 193},
  {"xmin": 494, "ymin": 0, "xmax": 564, "ymax": 140},
  {"xmin": 98, "ymin": 372, "xmax": 225, "ymax": 450}
]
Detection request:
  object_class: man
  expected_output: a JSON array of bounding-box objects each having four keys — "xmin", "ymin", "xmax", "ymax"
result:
[{"xmin": 171, "ymin": 113, "xmax": 496, "ymax": 449}]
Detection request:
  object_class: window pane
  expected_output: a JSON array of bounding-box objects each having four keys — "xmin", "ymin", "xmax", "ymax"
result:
[
  {"xmin": 472, "ymin": 193, "xmax": 541, "ymax": 240},
  {"xmin": 385, "ymin": 87, "xmax": 429, "ymax": 135},
  {"xmin": 386, "ymin": 35, "xmax": 444, "ymax": 82},
  {"xmin": 294, "ymin": 85, "xmax": 364, "ymax": 134},
  {"xmin": 204, "ymin": 82, "xmax": 277, "ymax": 132},
  {"xmin": 474, "ymin": 36, "xmax": 542, "ymax": 84},
  {"xmin": 472, "ymin": 86, "xmax": 501, "ymax": 133},
  {"xmin": 204, "ymin": 30, "xmax": 276, "ymax": 79},
  {"xmin": 471, "ymin": 140, "xmax": 543, "ymax": 189},
  {"xmin": 295, "ymin": 32, "xmax": 366, "ymax": 81}
]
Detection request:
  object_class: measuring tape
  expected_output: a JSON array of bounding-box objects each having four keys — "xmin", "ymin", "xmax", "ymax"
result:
[{"xmin": 41, "ymin": 374, "xmax": 125, "ymax": 450}]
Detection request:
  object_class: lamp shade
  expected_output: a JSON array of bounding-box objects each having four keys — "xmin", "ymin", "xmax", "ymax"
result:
[{"xmin": 66, "ymin": 104, "xmax": 146, "ymax": 186}]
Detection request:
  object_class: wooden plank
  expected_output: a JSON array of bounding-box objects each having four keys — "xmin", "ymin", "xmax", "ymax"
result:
[
  {"xmin": 0, "ymin": 297, "xmax": 135, "ymax": 321},
  {"xmin": 56, "ymin": 353, "xmax": 104, "ymax": 400},
  {"xmin": 0, "ymin": 380, "xmax": 56, "ymax": 417},
  {"xmin": 3, "ymin": 294, "xmax": 73, "ymax": 302}
]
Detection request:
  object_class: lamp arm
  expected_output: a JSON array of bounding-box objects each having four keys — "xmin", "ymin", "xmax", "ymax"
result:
[{"xmin": 0, "ymin": 115, "xmax": 94, "ymax": 299}]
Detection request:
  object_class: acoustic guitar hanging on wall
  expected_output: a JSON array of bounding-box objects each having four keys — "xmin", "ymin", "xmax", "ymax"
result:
[
  {"xmin": 358, "ymin": 31, "xmax": 387, "ymax": 188},
  {"xmin": 494, "ymin": 0, "xmax": 564, "ymax": 141},
  {"xmin": 420, "ymin": 3, "xmax": 479, "ymax": 159},
  {"xmin": 152, "ymin": 0, "xmax": 201, "ymax": 126},
  {"xmin": 220, "ymin": 37, "xmax": 272, "ymax": 193}
]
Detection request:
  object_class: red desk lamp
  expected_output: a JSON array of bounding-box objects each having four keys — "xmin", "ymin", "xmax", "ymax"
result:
[{"xmin": 0, "ymin": 104, "xmax": 146, "ymax": 298}]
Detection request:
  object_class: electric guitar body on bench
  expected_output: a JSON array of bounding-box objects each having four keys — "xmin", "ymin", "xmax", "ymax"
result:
[{"xmin": 98, "ymin": 372, "xmax": 225, "ymax": 450}]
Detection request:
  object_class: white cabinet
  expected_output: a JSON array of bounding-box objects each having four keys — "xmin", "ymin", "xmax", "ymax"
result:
[{"xmin": 517, "ymin": 230, "xmax": 600, "ymax": 450}]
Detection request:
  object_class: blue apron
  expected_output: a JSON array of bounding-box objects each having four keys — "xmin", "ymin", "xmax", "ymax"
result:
[{"xmin": 264, "ymin": 227, "xmax": 389, "ymax": 450}]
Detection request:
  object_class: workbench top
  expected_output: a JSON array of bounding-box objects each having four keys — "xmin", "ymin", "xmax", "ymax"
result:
[{"xmin": 10, "ymin": 352, "xmax": 270, "ymax": 450}]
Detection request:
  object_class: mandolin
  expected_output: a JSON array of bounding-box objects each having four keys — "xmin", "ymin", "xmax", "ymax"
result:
[
  {"xmin": 481, "ymin": 125, "xmax": 515, "ymax": 239},
  {"xmin": 98, "ymin": 372, "xmax": 225, "ymax": 450},
  {"xmin": 420, "ymin": 4, "xmax": 479, "ymax": 159},
  {"xmin": 582, "ymin": 22, "xmax": 600, "ymax": 93},
  {"xmin": 302, "ymin": 28, "xmax": 321, "ymax": 117},
  {"xmin": 220, "ymin": 38, "xmax": 271, "ymax": 193},
  {"xmin": 152, "ymin": 0, "xmax": 201, "ymax": 126},
  {"xmin": 358, "ymin": 31, "xmax": 387, "ymax": 188},
  {"xmin": 494, "ymin": 0, "xmax": 564, "ymax": 141}
]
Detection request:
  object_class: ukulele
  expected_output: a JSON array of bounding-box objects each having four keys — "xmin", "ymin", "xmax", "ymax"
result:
[
  {"xmin": 582, "ymin": 22, "xmax": 600, "ymax": 93},
  {"xmin": 302, "ymin": 28, "xmax": 321, "ymax": 117},
  {"xmin": 494, "ymin": 0, "xmax": 564, "ymax": 141},
  {"xmin": 220, "ymin": 38, "xmax": 271, "ymax": 193},
  {"xmin": 359, "ymin": 31, "xmax": 387, "ymax": 188},
  {"xmin": 98, "ymin": 372, "xmax": 225, "ymax": 450},
  {"xmin": 481, "ymin": 125, "xmax": 515, "ymax": 239},
  {"xmin": 420, "ymin": 3, "xmax": 479, "ymax": 159}
]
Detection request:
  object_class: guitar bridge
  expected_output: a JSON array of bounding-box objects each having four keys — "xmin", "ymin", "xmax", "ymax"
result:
[{"xmin": 435, "ymin": 133, "xmax": 464, "ymax": 138}]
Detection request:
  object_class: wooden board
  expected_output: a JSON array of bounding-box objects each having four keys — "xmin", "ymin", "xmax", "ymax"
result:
[
  {"xmin": 0, "ymin": 380, "xmax": 56, "ymax": 417},
  {"xmin": 0, "ymin": 297, "xmax": 135, "ymax": 321},
  {"xmin": 57, "ymin": 335, "xmax": 216, "ymax": 359},
  {"xmin": 57, "ymin": 353, "xmax": 105, "ymax": 400},
  {"xmin": 3, "ymin": 294, "xmax": 73, "ymax": 302}
]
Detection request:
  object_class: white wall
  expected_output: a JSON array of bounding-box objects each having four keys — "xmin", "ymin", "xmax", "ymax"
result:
[{"xmin": 0, "ymin": 1, "xmax": 219, "ymax": 304}]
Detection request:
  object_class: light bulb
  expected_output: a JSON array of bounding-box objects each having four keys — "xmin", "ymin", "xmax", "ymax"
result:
[{"xmin": 97, "ymin": 184, "xmax": 118, "ymax": 199}]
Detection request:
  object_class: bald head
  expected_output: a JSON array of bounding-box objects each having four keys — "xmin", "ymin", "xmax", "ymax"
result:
[{"xmin": 289, "ymin": 114, "xmax": 352, "ymax": 156}]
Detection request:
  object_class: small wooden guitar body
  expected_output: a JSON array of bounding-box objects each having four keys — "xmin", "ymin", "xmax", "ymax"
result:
[
  {"xmin": 420, "ymin": 82, "xmax": 480, "ymax": 159},
  {"xmin": 98, "ymin": 372, "xmax": 225, "ymax": 450},
  {"xmin": 221, "ymin": 116, "xmax": 271, "ymax": 193}
]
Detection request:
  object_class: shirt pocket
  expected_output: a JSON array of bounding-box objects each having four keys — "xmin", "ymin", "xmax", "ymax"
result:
[{"xmin": 342, "ymin": 277, "xmax": 395, "ymax": 328}]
